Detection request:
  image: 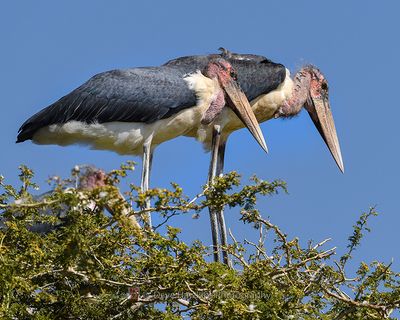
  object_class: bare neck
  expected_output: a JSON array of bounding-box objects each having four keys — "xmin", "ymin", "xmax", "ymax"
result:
[{"xmin": 279, "ymin": 69, "xmax": 311, "ymax": 118}]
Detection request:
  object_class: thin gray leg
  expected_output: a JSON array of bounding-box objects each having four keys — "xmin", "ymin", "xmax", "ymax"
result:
[
  {"xmin": 216, "ymin": 140, "xmax": 226, "ymax": 176},
  {"xmin": 216, "ymin": 140, "xmax": 230, "ymax": 266},
  {"xmin": 208, "ymin": 125, "xmax": 221, "ymax": 263},
  {"xmin": 141, "ymin": 135, "xmax": 153, "ymax": 229}
]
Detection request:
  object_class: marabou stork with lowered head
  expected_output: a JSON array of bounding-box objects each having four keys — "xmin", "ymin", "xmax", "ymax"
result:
[
  {"xmin": 160, "ymin": 48, "xmax": 344, "ymax": 264},
  {"xmin": 16, "ymin": 57, "xmax": 267, "ymax": 255},
  {"xmin": 163, "ymin": 48, "xmax": 343, "ymax": 173}
]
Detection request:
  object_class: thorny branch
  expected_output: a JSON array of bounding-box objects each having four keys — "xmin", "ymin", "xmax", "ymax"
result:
[{"xmin": 1, "ymin": 165, "xmax": 399, "ymax": 319}]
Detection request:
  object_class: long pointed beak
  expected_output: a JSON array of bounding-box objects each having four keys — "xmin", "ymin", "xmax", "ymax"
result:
[
  {"xmin": 222, "ymin": 79, "xmax": 268, "ymax": 153},
  {"xmin": 306, "ymin": 95, "xmax": 344, "ymax": 173}
]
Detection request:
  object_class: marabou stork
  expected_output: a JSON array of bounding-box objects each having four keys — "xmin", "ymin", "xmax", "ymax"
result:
[
  {"xmin": 17, "ymin": 49, "xmax": 344, "ymax": 265},
  {"xmin": 161, "ymin": 48, "xmax": 344, "ymax": 264},
  {"xmin": 164, "ymin": 49, "xmax": 343, "ymax": 173},
  {"xmin": 16, "ymin": 57, "xmax": 267, "ymax": 245}
]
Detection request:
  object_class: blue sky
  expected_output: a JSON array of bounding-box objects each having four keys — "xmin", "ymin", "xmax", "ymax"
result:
[{"xmin": 1, "ymin": 0, "xmax": 399, "ymax": 274}]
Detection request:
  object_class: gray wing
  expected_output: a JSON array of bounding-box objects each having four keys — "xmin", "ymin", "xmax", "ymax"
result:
[
  {"xmin": 17, "ymin": 67, "xmax": 196, "ymax": 142},
  {"xmin": 163, "ymin": 52, "xmax": 287, "ymax": 101}
]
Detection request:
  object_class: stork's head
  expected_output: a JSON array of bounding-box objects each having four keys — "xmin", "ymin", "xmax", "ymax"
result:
[
  {"xmin": 303, "ymin": 66, "xmax": 344, "ymax": 173},
  {"xmin": 204, "ymin": 58, "xmax": 238, "ymax": 85},
  {"xmin": 202, "ymin": 58, "xmax": 268, "ymax": 153},
  {"xmin": 78, "ymin": 166, "xmax": 106, "ymax": 190}
]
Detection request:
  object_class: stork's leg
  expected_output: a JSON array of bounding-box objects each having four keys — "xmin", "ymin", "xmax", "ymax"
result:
[
  {"xmin": 208, "ymin": 125, "xmax": 221, "ymax": 263},
  {"xmin": 215, "ymin": 140, "xmax": 230, "ymax": 266},
  {"xmin": 141, "ymin": 135, "xmax": 153, "ymax": 229}
]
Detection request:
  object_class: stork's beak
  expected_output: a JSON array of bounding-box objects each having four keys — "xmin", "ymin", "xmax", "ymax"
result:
[
  {"xmin": 222, "ymin": 79, "xmax": 268, "ymax": 153},
  {"xmin": 305, "ymin": 94, "xmax": 344, "ymax": 173}
]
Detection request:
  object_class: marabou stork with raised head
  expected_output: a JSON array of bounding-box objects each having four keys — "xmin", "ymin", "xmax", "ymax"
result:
[{"xmin": 16, "ymin": 57, "xmax": 267, "ymax": 251}]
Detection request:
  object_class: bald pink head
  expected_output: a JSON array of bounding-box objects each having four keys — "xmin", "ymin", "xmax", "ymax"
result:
[
  {"xmin": 203, "ymin": 58, "xmax": 238, "ymax": 85},
  {"xmin": 78, "ymin": 166, "xmax": 106, "ymax": 190},
  {"xmin": 278, "ymin": 65, "xmax": 343, "ymax": 172},
  {"xmin": 201, "ymin": 59, "xmax": 238, "ymax": 125}
]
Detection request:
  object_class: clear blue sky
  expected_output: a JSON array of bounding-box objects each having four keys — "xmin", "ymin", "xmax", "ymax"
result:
[{"xmin": 1, "ymin": 1, "xmax": 399, "ymax": 273}]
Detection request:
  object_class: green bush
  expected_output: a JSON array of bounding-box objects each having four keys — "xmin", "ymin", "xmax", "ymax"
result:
[{"xmin": 0, "ymin": 164, "xmax": 398, "ymax": 319}]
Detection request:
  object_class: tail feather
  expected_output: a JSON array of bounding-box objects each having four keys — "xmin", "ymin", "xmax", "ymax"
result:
[{"xmin": 16, "ymin": 123, "xmax": 36, "ymax": 143}]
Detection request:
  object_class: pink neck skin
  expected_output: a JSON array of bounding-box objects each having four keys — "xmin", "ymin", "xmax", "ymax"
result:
[
  {"xmin": 201, "ymin": 89, "xmax": 225, "ymax": 125},
  {"xmin": 278, "ymin": 68, "xmax": 312, "ymax": 118},
  {"xmin": 201, "ymin": 61, "xmax": 232, "ymax": 125}
]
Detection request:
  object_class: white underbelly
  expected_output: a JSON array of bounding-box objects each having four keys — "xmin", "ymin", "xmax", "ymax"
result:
[{"xmin": 32, "ymin": 104, "xmax": 206, "ymax": 155}]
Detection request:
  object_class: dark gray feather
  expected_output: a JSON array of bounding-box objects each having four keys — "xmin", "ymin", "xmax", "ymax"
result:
[
  {"xmin": 17, "ymin": 67, "xmax": 196, "ymax": 142},
  {"xmin": 163, "ymin": 52, "xmax": 286, "ymax": 101}
]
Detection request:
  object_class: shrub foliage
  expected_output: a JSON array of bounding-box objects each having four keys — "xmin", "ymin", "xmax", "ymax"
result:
[{"xmin": 0, "ymin": 164, "xmax": 399, "ymax": 319}]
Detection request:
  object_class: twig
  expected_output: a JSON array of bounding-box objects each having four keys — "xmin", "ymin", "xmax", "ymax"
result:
[
  {"xmin": 228, "ymin": 229, "xmax": 248, "ymax": 267},
  {"xmin": 256, "ymin": 216, "xmax": 292, "ymax": 266},
  {"xmin": 323, "ymin": 286, "xmax": 388, "ymax": 315},
  {"xmin": 312, "ymin": 238, "xmax": 332, "ymax": 250},
  {"xmin": 269, "ymin": 247, "xmax": 336, "ymax": 277},
  {"xmin": 188, "ymin": 191, "xmax": 205, "ymax": 205},
  {"xmin": 153, "ymin": 212, "xmax": 180, "ymax": 230},
  {"xmin": 244, "ymin": 238, "xmax": 275, "ymax": 265},
  {"xmin": 185, "ymin": 281, "xmax": 208, "ymax": 304}
]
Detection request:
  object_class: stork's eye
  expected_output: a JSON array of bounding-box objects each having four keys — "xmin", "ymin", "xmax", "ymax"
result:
[
  {"xmin": 321, "ymin": 82, "xmax": 328, "ymax": 91},
  {"xmin": 230, "ymin": 70, "xmax": 237, "ymax": 80}
]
